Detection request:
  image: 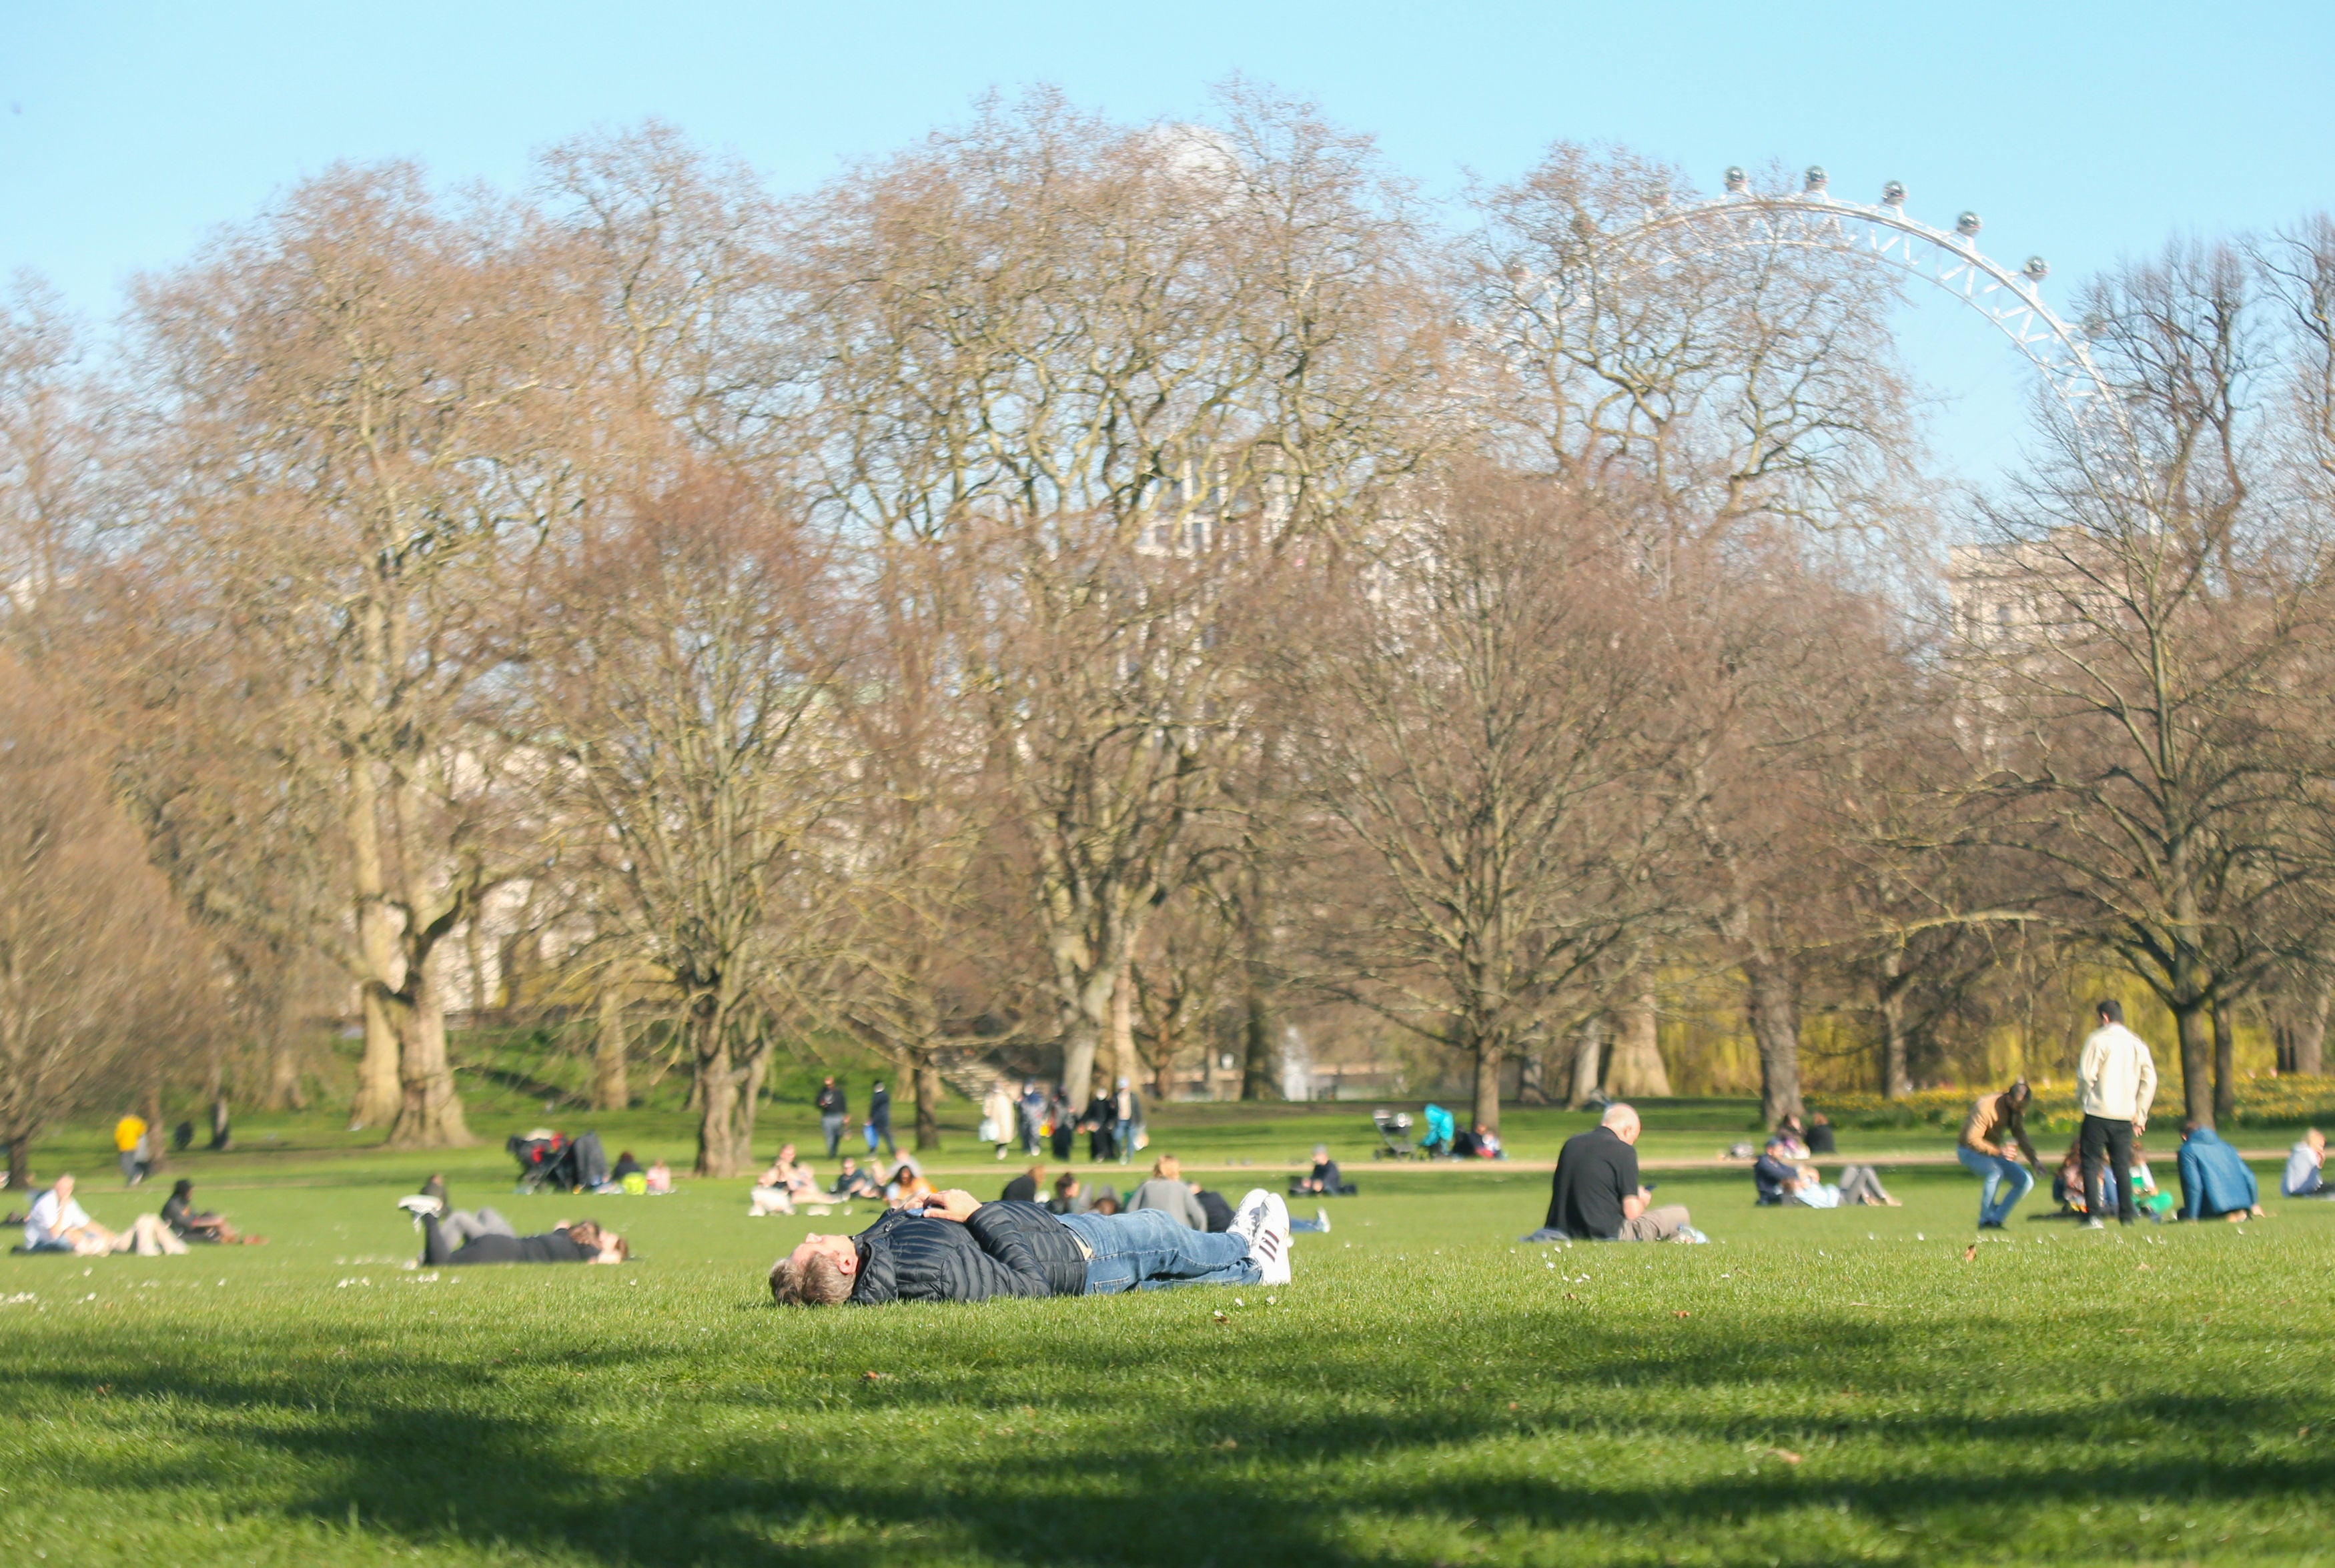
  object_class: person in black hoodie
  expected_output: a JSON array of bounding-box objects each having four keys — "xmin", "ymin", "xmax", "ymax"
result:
[
  {"xmin": 768, "ymin": 1188, "xmax": 1291, "ymax": 1306},
  {"xmin": 817, "ymin": 1076, "xmax": 848, "ymax": 1158}
]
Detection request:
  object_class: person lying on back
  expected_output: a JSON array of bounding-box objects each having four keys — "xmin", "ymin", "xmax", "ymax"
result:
[
  {"xmin": 769, "ymin": 1188, "xmax": 1290, "ymax": 1307},
  {"xmin": 399, "ymin": 1195, "xmax": 628, "ymax": 1265}
]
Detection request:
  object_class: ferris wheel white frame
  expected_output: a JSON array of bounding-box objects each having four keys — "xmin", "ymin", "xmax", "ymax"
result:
[{"xmin": 1606, "ymin": 165, "xmax": 2131, "ymax": 455}]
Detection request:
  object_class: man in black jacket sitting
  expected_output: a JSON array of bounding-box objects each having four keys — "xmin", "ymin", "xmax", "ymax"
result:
[{"xmin": 769, "ymin": 1187, "xmax": 1291, "ymax": 1307}]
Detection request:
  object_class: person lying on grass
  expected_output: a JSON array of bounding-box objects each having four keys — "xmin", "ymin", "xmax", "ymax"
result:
[
  {"xmin": 396, "ymin": 1195, "xmax": 628, "ymax": 1265},
  {"xmin": 769, "ymin": 1187, "xmax": 1292, "ymax": 1307}
]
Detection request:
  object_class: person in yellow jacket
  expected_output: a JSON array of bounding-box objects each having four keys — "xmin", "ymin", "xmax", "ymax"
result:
[{"xmin": 113, "ymin": 1113, "xmax": 149, "ymax": 1187}]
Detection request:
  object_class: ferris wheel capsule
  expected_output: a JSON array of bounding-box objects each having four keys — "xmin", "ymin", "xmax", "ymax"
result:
[
  {"xmin": 1803, "ymin": 165, "xmax": 1829, "ymax": 194},
  {"xmin": 2023, "ymin": 256, "xmax": 2049, "ymax": 282},
  {"xmin": 1955, "ymin": 211, "xmax": 1982, "ymax": 238},
  {"xmin": 1881, "ymin": 181, "xmax": 1906, "ymax": 207},
  {"xmin": 1724, "ymin": 166, "xmax": 1749, "ymax": 194}
]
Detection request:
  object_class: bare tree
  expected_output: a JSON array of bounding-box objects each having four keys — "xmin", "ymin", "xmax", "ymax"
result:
[
  {"xmin": 0, "ymin": 657, "xmax": 217, "ymax": 1189},
  {"xmin": 1963, "ymin": 238, "xmax": 2335, "ymax": 1126},
  {"xmin": 1278, "ymin": 472, "xmax": 1687, "ymax": 1132},
  {"xmin": 528, "ymin": 472, "xmax": 850, "ymax": 1177}
]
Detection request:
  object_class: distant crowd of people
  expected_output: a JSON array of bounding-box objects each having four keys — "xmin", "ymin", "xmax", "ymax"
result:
[{"xmin": 977, "ymin": 1078, "xmax": 1147, "ymax": 1166}]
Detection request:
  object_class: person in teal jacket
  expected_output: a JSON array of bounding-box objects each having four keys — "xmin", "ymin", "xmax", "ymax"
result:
[{"xmin": 2175, "ymin": 1121, "xmax": 2264, "ymax": 1222}]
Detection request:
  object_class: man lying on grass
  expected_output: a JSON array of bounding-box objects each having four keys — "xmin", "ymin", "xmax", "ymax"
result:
[
  {"xmin": 396, "ymin": 1195, "xmax": 628, "ymax": 1265},
  {"xmin": 769, "ymin": 1186, "xmax": 1292, "ymax": 1307}
]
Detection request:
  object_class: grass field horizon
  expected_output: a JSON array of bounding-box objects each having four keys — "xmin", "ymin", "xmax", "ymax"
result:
[{"xmin": 9, "ymin": 1096, "xmax": 2330, "ymax": 1565}]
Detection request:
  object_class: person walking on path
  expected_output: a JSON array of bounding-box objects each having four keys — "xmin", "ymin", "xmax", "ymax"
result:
[
  {"xmin": 1959, "ymin": 1079, "xmax": 2044, "ymax": 1229},
  {"xmin": 864, "ymin": 1082, "xmax": 897, "ymax": 1159},
  {"xmin": 2077, "ymin": 999, "xmax": 2158, "ymax": 1229},
  {"xmin": 816, "ymin": 1077, "xmax": 847, "ymax": 1159},
  {"xmin": 1019, "ymin": 1082, "xmax": 1047, "ymax": 1157},
  {"xmin": 982, "ymin": 1082, "xmax": 1016, "ymax": 1160}
]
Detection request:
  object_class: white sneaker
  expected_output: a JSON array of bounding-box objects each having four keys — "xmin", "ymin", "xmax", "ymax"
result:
[
  {"xmin": 1229, "ymin": 1188, "xmax": 1273, "ymax": 1247},
  {"xmin": 1245, "ymin": 1193, "xmax": 1293, "ymax": 1285},
  {"xmin": 396, "ymin": 1195, "xmax": 444, "ymax": 1219},
  {"xmin": 1315, "ymin": 1207, "xmax": 1332, "ymax": 1233}
]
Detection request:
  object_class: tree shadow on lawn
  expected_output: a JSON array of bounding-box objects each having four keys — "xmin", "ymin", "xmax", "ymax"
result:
[{"xmin": 27, "ymin": 1321, "xmax": 2335, "ymax": 1567}]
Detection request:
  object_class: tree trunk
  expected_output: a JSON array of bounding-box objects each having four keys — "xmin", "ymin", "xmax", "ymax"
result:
[
  {"xmin": 208, "ymin": 1089, "xmax": 231, "ymax": 1152},
  {"xmin": 692, "ymin": 998, "xmax": 745, "ymax": 1177},
  {"xmin": 912, "ymin": 1054, "xmax": 942, "ymax": 1151},
  {"xmin": 1240, "ymin": 990, "xmax": 1278, "ymax": 1102},
  {"xmin": 266, "ymin": 985, "xmax": 308, "ymax": 1111},
  {"xmin": 387, "ymin": 957, "xmax": 474, "ymax": 1148},
  {"xmin": 2212, "ymin": 1000, "xmax": 2236, "ymax": 1126},
  {"xmin": 2287, "ymin": 978, "xmax": 2330, "ymax": 1076},
  {"xmin": 6, "ymin": 1136, "xmax": 29, "ymax": 1195},
  {"xmin": 1604, "ymin": 990, "xmax": 1671, "ymax": 1097},
  {"xmin": 140, "ymin": 1078, "xmax": 167, "ymax": 1177},
  {"xmin": 593, "ymin": 986, "xmax": 631, "ymax": 1112},
  {"xmin": 1109, "ymin": 955, "xmax": 1137, "ymax": 1096},
  {"xmin": 1566, "ymin": 1016, "xmax": 1604, "ymax": 1109},
  {"xmin": 352, "ymin": 987, "xmax": 402, "ymax": 1130},
  {"xmin": 1516, "ymin": 1049, "xmax": 1550, "ymax": 1106},
  {"xmin": 1743, "ymin": 955, "xmax": 1804, "ymax": 1128},
  {"xmin": 1472, "ymin": 1036, "xmax": 1504, "ymax": 1134},
  {"xmin": 2172, "ymin": 995, "xmax": 2214, "ymax": 1128},
  {"xmin": 1060, "ymin": 1015, "xmax": 1101, "ymax": 1110},
  {"xmin": 1878, "ymin": 954, "xmax": 1915, "ymax": 1098}
]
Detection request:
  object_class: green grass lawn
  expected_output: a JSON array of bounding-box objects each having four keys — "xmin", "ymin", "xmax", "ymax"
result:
[{"xmin": 6, "ymin": 1136, "xmax": 2333, "ymax": 1566}]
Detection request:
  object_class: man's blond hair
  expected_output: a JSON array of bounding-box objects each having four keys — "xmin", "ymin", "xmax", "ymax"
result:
[{"xmin": 769, "ymin": 1253, "xmax": 851, "ymax": 1307}]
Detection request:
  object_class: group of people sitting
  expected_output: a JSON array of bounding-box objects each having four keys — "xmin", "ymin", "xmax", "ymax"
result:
[
  {"xmin": 747, "ymin": 1145, "xmax": 929, "ymax": 1215},
  {"xmin": 14, "ymin": 1173, "xmax": 262, "ymax": 1256},
  {"xmin": 997, "ymin": 1154, "xmax": 1334, "ymax": 1235},
  {"xmin": 1753, "ymin": 1116, "xmax": 1900, "ymax": 1209}
]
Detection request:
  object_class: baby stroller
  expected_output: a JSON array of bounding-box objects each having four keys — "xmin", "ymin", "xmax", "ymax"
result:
[
  {"xmin": 1418, "ymin": 1104, "xmax": 1456, "ymax": 1159},
  {"xmin": 508, "ymin": 1129, "xmax": 611, "ymax": 1194},
  {"xmin": 1370, "ymin": 1108, "xmax": 1416, "ymax": 1160}
]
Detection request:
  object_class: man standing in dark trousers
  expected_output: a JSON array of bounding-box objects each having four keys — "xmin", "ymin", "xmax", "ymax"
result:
[
  {"xmin": 2077, "ymin": 999, "xmax": 2158, "ymax": 1229},
  {"xmin": 865, "ymin": 1081, "xmax": 897, "ymax": 1158},
  {"xmin": 817, "ymin": 1076, "xmax": 847, "ymax": 1158}
]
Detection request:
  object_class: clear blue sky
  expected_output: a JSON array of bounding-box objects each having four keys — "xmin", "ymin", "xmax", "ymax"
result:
[{"xmin": 5, "ymin": 1, "xmax": 2331, "ymax": 480}]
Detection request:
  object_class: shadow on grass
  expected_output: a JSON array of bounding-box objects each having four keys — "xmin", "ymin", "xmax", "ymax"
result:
[{"xmin": 23, "ymin": 1309, "xmax": 2335, "ymax": 1567}]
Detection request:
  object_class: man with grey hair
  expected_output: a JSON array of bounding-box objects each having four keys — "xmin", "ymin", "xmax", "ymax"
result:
[{"xmin": 1528, "ymin": 1102, "xmax": 1697, "ymax": 1242}]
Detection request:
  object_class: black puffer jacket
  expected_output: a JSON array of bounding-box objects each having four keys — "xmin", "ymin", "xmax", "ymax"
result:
[{"xmin": 848, "ymin": 1201, "xmax": 1089, "ymax": 1305}]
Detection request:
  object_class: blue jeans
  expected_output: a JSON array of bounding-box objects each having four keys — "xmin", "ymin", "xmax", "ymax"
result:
[
  {"xmin": 1059, "ymin": 1208, "xmax": 1259, "ymax": 1293},
  {"xmin": 1113, "ymin": 1118, "xmax": 1135, "ymax": 1164},
  {"xmin": 1959, "ymin": 1146, "xmax": 2033, "ymax": 1225}
]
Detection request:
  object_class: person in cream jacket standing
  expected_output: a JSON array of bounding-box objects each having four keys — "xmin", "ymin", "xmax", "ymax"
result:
[{"xmin": 2077, "ymin": 998, "xmax": 2159, "ymax": 1228}]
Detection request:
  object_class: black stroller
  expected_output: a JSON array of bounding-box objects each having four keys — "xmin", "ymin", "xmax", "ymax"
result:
[
  {"xmin": 1370, "ymin": 1108, "xmax": 1417, "ymax": 1159},
  {"xmin": 508, "ymin": 1129, "xmax": 611, "ymax": 1194}
]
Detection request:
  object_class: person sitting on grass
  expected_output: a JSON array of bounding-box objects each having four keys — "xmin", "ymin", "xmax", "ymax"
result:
[
  {"xmin": 768, "ymin": 1186, "xmax": 1292, "ymax": 1306},
  {"xmin": 21, "ymin": 1174, "xmax": 186, "ymax": 1256},
  {"xmin": 611, "ymin": 1150, "xmax": 645, "ymax": 1185},
  {"xmin": 1292, "ymin": 1145, "xmax": 1346, "ymax": 1197},
  {"xmin": 2284, "ymin": 1128, "xmax": 2330, "ymax": 1198},
  {"xmin": 1755, "ymin": 1138, "xmax": 1899, "ymax": 1208},
  {"xmin": 1089, "ymin": 1185, "xmax": 1122, "ymax": 1216},
  {"xmin": 1805, "ymin": 1112, "xmax": 1837, "ymax": 1156},
  {"xmin": 398, "ymin": 1196, "xmax": 628, "ymax": 1265},
  {"xmin": 1526, "ymin": 1104, "xmax": 1701, "ymax": 1243},
  {"xmin": 2175, "ymin": 1120, "xmax": 2264, "ymax": 1222},
  {"xmin": 644, "ymin": 1160, "xmax": 674, "ymax": 1195},
  {"xmin": 885, "ymin": 1160, "xmax": 936, "ymax": 1210},
  {"xmin": 829, "ymin": 1158, "xmax": 881, "ymax": 1201},
  {"xmin": 2125, "ymin": 1142, "xmax": 2175, "ymax": 1221},
  {"xmin": 160, "ymin": 1180, "xmax": 262, "ymax": 1245},
  {"xmin": 1125, "ymin": 1155, "xmax": 1209, "ymax": 1229},
  {"xmin": 1046, "ymin": 1172, "xmax": 1089, "ymax": 1215},
  {"xmin": 749, "ymin": 1144, "xmax": 823, "ymax": 1216},
  {"xmin": 1000, "ymin": 1164, "xmax": 1044, "ymax": 1203}
]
